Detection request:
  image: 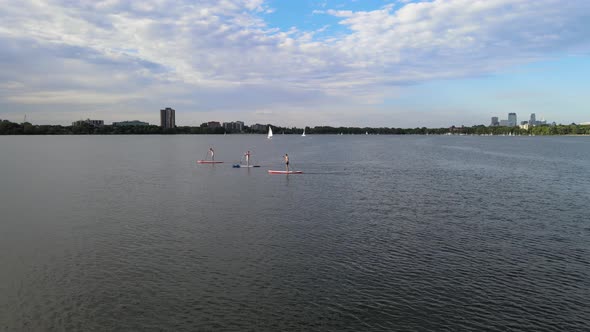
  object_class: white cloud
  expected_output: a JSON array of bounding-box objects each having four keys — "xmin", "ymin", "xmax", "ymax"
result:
[
  {"xmin": 0, "ymin": 81, "xmax": 24, "ymax": 89},
  {"xmin": 0, "ymin": 0, "xmax": 589, "ymax": 126},
  {"xmin": 6, "ymin": 90, "xmax": 140, "ymax": 105},
  {"xmin": 326, "ymin": 9, "xmax": 354, "ymax": 17}
]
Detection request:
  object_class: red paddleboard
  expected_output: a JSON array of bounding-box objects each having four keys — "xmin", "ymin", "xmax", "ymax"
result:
[
  {"xmin": 197, "ymin": 160, "xmax": 224, "ymax": 164},
  {"xmin": 268, "ymin": 170, "xmax": 303, "ymax": 174}
]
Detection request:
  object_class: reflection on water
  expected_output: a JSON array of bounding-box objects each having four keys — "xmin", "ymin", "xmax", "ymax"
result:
[{"xmin": 1, "ymin": 135, "xmax": 589, "ymax": 331}]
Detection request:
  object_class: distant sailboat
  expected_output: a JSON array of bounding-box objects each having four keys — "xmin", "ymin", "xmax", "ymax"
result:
[
  {"xmin": 302, "ymin": 128, "xmax": 306, "ymax": 137},
  {"xmin": 267, "ymin": 126, "xmax": 273, "ymax": 139}
]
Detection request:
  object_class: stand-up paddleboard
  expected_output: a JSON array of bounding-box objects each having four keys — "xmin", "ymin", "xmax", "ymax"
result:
[
  {"xmin": 197, "ymin": 160, "xmax": 224, "ymax": 164},
  {"xmin": 268, "ymin": 170, "xmax": 303, "ymax": 174},
  {"xmin": 234, "ymin": 150, "xmax": 260, "ymax": 168}
]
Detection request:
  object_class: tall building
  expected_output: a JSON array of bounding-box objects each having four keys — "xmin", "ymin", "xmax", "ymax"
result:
[
  {"xmin": 160, "ymin": 107, "xmax": 175, "ymax": 129},
  {"xmin": 491, "ymin": 117, "xmax": 499, "ymax": 126},
  {"xmin": 508, "ymin": 113, "xmax": 517, "ymax": 127},
  {"xmin": 223, "ymin": 121, "xmax": 244, "ymax": 132},
  {"xmin": 529, "ymin": 113, "xmax": 536, "ymax": 126}
]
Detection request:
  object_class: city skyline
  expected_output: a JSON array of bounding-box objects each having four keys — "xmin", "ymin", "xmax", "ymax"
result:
[
  {"xmin": 6, "ymin": 109, "xmax": 576, "ymax": 129},
  {"xmin": 1, "ymin": 1, "xmax": 589, "ymax": 127},
  {"xmin": 71, "ymin": 110, "xmax": 561, "ymax": 128}
]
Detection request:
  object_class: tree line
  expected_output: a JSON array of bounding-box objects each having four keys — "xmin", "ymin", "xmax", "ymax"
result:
[{"xmin": 1, "ymin": 119, "xmax": 589, "ymax": 135}]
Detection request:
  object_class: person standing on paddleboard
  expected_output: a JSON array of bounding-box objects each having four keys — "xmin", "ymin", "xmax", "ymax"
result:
[
  {"xmin": 245, "ymin": 150, "xmax": 251, "ymax": 166},
  {"xmin": 209, "ymin": 147, "xmax": 215, "ymax": 161},
  {"xmin": 284, "ymin": 153, "xmax": 289, "ymax": 172}
]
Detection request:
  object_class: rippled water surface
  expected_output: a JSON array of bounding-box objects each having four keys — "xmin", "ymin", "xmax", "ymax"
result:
[{"xmin": 1, "ymin": 135, "xmax": 589, "ymax": 331}]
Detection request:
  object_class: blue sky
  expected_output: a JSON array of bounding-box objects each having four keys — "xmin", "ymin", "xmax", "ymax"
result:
[
  {"xmin": 0, "ymin": 0, "xmax": 589, "ymax": 127},
  {"xmin": 264, "ymin": 1, "xmax": 391, "ymax": 36}
]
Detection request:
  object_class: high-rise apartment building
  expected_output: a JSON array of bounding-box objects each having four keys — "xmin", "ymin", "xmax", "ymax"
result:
[
  {"xmin": 491, "ymin": 117, "xmax": 499, "ymax": 126},
  {"xmin": 529, "ymin": 113, "xmax": 536, "ymax": 126},
  {"xmin": 508, "ymin": 113, "xmax": 517, "ymax": 127},
  {"xmin": 160, "ymin": 107, "xmax": 176, "ymax": 129},
  {"xmin": 223, "ymin": 121, "xmax": 244, "ymax": 132}
]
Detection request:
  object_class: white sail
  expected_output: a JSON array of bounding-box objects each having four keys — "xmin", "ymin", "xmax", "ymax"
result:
[
  {"xmin": 302, "ymin": 128, "xmax": 306, "ymax": 137},
  {"xmin": 267, "ymin": 126, "xmax": 273, "ymax": 139}
]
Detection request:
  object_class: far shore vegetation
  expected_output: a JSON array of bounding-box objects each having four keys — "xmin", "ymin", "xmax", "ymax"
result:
[{"xmin": 1, "ymin": 119, "xmax": 589, "ymax": 136}]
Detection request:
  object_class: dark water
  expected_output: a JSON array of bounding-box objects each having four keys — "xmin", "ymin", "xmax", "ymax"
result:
[{"xmin": 1, "ymin": 135, "xmax": 589, "ymax": 331}]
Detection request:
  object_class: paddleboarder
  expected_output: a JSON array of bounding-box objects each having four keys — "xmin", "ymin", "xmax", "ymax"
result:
[
  {"xmin": 284, "ymin": 153, "xmax": 289, "ymax": 172},
  {"xmin": 209, "ymin": 147, "xmax": 215, "ymax": 161},
  {"xmin": 245, "ymin": 150, "xmax": 251, "ymax": 166}
]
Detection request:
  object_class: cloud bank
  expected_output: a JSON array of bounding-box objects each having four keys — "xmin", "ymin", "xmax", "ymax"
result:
[{"xmin": 0, "ymin": 0, "xmax": 589, "ymax": 126}]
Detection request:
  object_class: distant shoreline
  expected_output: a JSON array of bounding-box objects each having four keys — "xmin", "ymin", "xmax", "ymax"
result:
[
  {"xmin": 1, "ymin": 119, "xmax": 589, "ymax": 136},
  {"xmin": 1, "ymin": 134, "xmax": 588, "ymax": 136}
]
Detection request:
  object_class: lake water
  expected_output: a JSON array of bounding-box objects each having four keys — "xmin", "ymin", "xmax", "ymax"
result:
[{"xmin": 1, "ymin": 135, "xmax": 589, "ymax": 331}]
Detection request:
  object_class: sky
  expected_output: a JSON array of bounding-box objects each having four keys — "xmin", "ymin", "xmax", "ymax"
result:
[{"xmin": 0, "ymin": 0, "xmax": 589, "ymax": 127}]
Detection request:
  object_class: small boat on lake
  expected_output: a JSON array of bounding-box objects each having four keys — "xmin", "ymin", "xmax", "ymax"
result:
[{"xmin": 267, "ymin": 126, "xmax": 273, "ymax": 139}]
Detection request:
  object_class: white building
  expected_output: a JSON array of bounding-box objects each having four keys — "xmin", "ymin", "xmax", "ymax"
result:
[{"xmin": 72, "ymin": 119, "xmax": 104, "ymax": 127}]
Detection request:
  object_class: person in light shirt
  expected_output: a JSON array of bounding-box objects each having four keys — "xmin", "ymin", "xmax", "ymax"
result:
[
  {"xmin": 208, "ymin": 147, "xmax": 215, "ymax": 161},
  {"xmin": 245, "ymin": 150, "xmax": 251, "ymax": 166}
]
